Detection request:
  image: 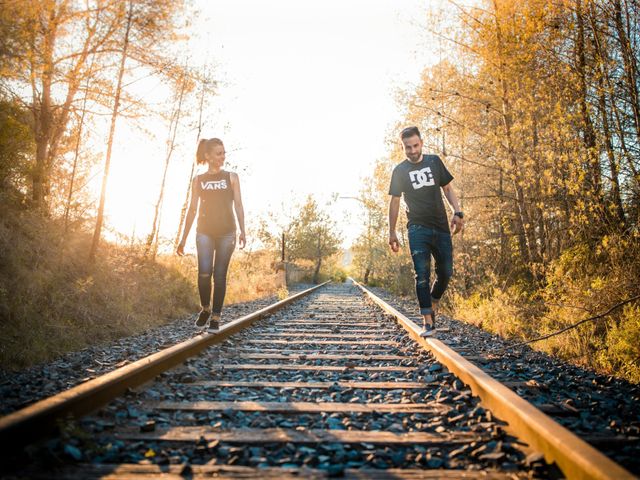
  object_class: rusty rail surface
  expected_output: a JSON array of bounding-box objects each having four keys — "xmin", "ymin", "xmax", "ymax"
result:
[
  {"xmin": 352, "ymin": 279, "xmax": 635, "ymax": 480},
  {"xmin": 0, "ymin": 282, "xmax": 329, "ymax": 450}
]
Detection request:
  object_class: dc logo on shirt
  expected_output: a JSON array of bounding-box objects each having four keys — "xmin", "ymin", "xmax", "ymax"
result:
[
  {"xmin": 201, "ymin": 180, "xmax": 227, "ymax": 190},
  {"xmin": 409, "ymin": 167, "xmax": 435, "ymax": 189}
]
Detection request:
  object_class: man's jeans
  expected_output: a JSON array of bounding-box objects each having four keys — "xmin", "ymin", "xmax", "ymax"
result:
[
  {"xmin": 407, "ymin": 224, "xmax": 453, "ymax": 315},
  {"xmin": 196, "ymin": 232, "xmax": 236, "ymax": 314}
]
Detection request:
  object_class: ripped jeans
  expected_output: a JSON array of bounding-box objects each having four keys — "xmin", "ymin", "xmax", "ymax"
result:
[
  {"xmin": 407, "ymin": 224, "xmax": 453, "ymax": 316},
  {"xmin": 196, "ymin": 232, "xmax": 236, "ymax": 315}
]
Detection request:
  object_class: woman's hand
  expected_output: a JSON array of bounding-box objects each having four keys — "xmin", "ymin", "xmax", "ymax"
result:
[
  {"xmin": 176, "ymin": 241, "xmax": 185, "ymax": 256},
  {"xmin": 238, "ymin": 232, "xmax": 246, "ymax": 249}
]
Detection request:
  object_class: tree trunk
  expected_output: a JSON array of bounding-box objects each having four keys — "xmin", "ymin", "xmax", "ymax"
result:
[
  {"xmin": 313, "ymin": 235, "xmax": 323, "ymax": 283},
  {"xmin": 491, "ymin": 0, "xmax": 541, "ymax": 271},
  {"xmin": 64, "ymin": 60, "xmax": 94, "ymax": 232},
  {"xmin": 89, "ymin": 2, "xmax": 133, "ymax": 262},
  {"xmin": 313, "ymin": 258, "xmax": 322, "ymax": 284},
  {"xmin": 146, "ymin": 67, "xmax": 188, "ymax": 257},
  {"xmin": 589, "ymin": 8, "xmax": 627, "ymax": 228},
  {"xmin": 175, "ymin": 66, "xmax": 207, "ymax": 249},
  {"xmin": 531, "ymin": 116, "xmax": 547, "ymax": 264},
  {"xmin": 610, "ymin": 0, "xmax": 640, "ymax": 190},
  {"xmin": 613, "ymin": 0, "xmax": 640, "ymax": 146},
  {"xmin": 575, "ymin": 0, "xmax": 601, "ymax": 196},
  {"xmin": 31, "ymin": 2, "xmax": 100, "ymax": 212},
  {"xmin": 32, "ymin": 5, "xmax": 57, "ymax": 212},
  {"xmin": 596, "ymin": 82, "xmax": 627, "ymax": 228}
]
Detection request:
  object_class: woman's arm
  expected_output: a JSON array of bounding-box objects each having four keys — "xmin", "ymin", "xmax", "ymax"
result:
[
  {"xmin": 177, "ymin": 177, "xmax": 199, "ymax": 255},
  {"xmin": 231, "ymin": 172, "xmax": 246, "ymax": 249}
]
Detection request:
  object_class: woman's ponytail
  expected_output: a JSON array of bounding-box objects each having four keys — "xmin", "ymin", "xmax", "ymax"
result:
[
  {"xmin": 196, "ymin": 138, "xmax": 224, "ymax": 165},
  {"xmin": 196, "ymin": 138, "xmax": 209, "ymax": 165}
]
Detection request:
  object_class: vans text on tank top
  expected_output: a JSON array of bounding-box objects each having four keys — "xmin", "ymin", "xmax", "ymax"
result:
[{"xmin": 196, "ymin": 170, "xmax": 236, "ymax": 238}]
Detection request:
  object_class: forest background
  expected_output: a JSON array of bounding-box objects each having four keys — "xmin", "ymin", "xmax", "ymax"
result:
[
  {"xmin": 350, "ymin": 0, "xmax": 640, "ymax": 382},
  {"xmin": 0, "ymin": 0, "xmax": 347, "ymax": 369},
  {"xmin": 0, "ymin": 0, "xmax": 639, "ymax": 384}
]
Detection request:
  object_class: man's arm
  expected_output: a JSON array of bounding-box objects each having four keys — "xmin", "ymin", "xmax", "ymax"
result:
[
  {"xmin": 442, "ymin": 182, "xmax": 464, "ymax": 234},
  {"xmin": 388, "ymin": 196, "xmax": 401, "ymax": 252}
]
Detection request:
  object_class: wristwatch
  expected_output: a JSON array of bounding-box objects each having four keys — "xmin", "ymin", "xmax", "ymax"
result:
[{"xmin": 454, "ymin": 211, "xmax": 464, "ymax": 219}]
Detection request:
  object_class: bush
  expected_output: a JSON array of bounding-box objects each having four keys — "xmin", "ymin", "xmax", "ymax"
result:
[
  {"xmin": 0, "ymin": 207, "xmax": 194, "ymax": 369},
  {"xmin": 0, "ymin": 206, "xmax": 280, "ymax": 370},
  {"xmin": 450, "ymin": 233, "xmax": 640, "ymax": 383},
  {"xmin": 452, "ymin": 283, "xmax": 534, "ymax": 340},
  {"xmin": 603, "ymin": 305, "xmax": 640, "ymax": 383},
  {"xmin": 331, "ymin": 268, "xmax": 347, "ymax": 283}
]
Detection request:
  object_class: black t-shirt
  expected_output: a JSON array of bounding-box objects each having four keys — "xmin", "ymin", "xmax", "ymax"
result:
[
  {"xmin": 196, "ymin": 170, "xmax": 236, "ymax": 238},
  {"xmin": 388, "ymin": 154, "xmax": 454, "ymax": 233}
]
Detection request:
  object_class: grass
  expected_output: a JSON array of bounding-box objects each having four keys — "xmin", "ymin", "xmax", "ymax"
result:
[
  {"xmin": 451, "ymin": 283, "xmax": 640, "ymax": 384},
  {"xmin": 0, "ymin": 206, "xmax": 282, "ymax": 370}
]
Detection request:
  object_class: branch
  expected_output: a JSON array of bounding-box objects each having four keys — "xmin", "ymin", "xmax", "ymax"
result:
[
  {"xmin": 445, "ymin": 152, "xmax": 503, "ymax": 171},
  {"xmin": 498, "ymin": 294, "xmax": 640, "ymax": 352}
]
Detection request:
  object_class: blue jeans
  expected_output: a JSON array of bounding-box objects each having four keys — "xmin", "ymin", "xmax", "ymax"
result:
[
  {"xmin": 407, "ymin": 224, "xmax": 453, "ymax": 315},
  {"xmin": 196, "ymin": 232, "xmax": 236, "ymax": 314}
]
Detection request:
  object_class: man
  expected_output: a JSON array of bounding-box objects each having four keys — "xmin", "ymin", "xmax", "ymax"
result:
[{"xmin": 388, "ymin": 126, "xmax": 464, "ymax": 337}]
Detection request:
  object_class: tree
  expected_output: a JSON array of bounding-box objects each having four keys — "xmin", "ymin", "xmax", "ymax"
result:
[
  {"xmin": 349, "ymin": 158, "xmax": 415, "ymax": 294},
  {"xmin": 146, "ymin": 62, "xmax": 192, "ymax": 258},
  {"xmin": 287, "ymin": 196, "xmax": 342, "ymax": 283},
  {"xmin": 0, "ymin": 98, "xmax": 34, "ymax": 203},
  {"xmin": 0, "ymin": 0, "xmax": 119, "ymax": 212},
  {"xmin": 89, "ymin": 1, "xmax": 133, "ymax": 261},
  {"xmin": 368, "ymin": 0, "xmax": 640, "ymax": 377},
  {"xmin": 88, "ymin": 0, "xmax": 188, "ymax": 260},
  {"xmin": 175, "ymin": 65, "xmax": 214, "ymax": 250}
]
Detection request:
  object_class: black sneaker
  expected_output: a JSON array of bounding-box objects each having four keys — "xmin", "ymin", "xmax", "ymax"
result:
[
  {"xmin": 195, "ymin": 309, "xmax": 210, "ymax": 328},
  {"xmin": 420, "ymin": 316, "xmax": 436, "ymax": 338},
  {"xmin": 208, "ymin": 316, "xmax": 220, "ymax": 333}
]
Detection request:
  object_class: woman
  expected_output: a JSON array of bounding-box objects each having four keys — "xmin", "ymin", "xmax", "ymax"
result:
[{"xmin": 177, "ymin": 138, "xmax": 245, "ymax": 332}]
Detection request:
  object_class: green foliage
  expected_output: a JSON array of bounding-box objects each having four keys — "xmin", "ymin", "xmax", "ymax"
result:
[
  {"xmin": 0, "ymin": 204, "xmax": 280, "ymax": 370},
  {"xmin": 450, "ymin": 232, "xmax": 640, "ymax": 382},
  {"xmin": 452, "ymin": 282, "xmax": 536, "ymax": 340},
  {"xmin": 0, "ymin": 99, "xmax": 34, "ymax": 204},
  {"xmin": 276, "ymin": 286, "xmax": 289, "ymax": 301},
  {"xmin": 288, "ymin": 196, "xmax": 341, "ymax": 258},
  {"xmin": 366, "ymin": 0, "xmax": 640, "ymax": 383},
  {"xmin": 265, "ymin": 195, "xmax": 342, "ymax": 284},
  {"xmin": 536, "ymin": 233, "xmax": 640, "ymax": 377},
  {"xmin": 1, "ymin": 0, "xmax": 189, "ymax": 212},
  {"xmin": 0, "ymin": 205, "xmax": 192, "ymax": 369},
  {"xmin": 331, "ymin": 267, "xmax": 348, "ymax": 283},
  {"xmin": 348, "ymin": 159, "xmax": 416, "ymax": 296},
  {"xmin": 603, "ymin": 305, "xmax": 640, "ymax": 383}
]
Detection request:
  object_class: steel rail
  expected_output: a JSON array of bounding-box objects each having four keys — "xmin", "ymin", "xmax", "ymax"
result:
[
  {"xmin": 352, "ymin": 279, "xmax": 636, "ymax": 480},
  {"xmin": 0, "ymin": 281, "xmax": 330, "ymax": 450}
]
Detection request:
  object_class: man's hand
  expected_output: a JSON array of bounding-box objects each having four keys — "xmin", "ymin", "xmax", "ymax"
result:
[
  {"xmin": 176, "ymin": 241, "xmax": 185, "ymax": 256},
  {"xmin": 388, "ymin": 232, "xmax": 400, "ymax": 252},
  {"xmin": 450, "ymin": 215, "xmax": 464, "ymax": 235},
  {"xmin": 238, "ymin": 232, "xmax": 246, "ymax": 249}
]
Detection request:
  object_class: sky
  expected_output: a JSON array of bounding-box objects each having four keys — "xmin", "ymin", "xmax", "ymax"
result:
[{"xmin": 98, "ymin": 0, "xmax": 442, "ymax": 250}]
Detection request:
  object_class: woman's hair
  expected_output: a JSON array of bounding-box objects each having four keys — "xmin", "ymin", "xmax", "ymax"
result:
[{"xmin": 196, "ymin": 138, "xmax": 224, "ymax": 164}]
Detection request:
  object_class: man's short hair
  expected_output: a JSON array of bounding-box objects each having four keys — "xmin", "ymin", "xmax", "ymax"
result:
[{"xmin": 400, "ymin": 126, "xmax": 421, "ymax": 140}]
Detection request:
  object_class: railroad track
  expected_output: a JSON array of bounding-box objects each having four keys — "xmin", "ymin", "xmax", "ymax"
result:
[{"xmin": 1, "ymin": 281, "xmax": 636, "ymax": 479}]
